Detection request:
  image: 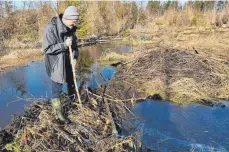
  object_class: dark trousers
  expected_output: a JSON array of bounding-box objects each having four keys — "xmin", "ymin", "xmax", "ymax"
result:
[{"xmin": 52, "ymin": 58, "xmax": 76, "ymax": 100}]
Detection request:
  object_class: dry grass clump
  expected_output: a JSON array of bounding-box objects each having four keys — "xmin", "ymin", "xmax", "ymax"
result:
[{"xmin": 108, "ymin": 48, "xmax": 229, "ymax": 104}]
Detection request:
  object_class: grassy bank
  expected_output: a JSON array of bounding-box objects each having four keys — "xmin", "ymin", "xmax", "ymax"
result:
[{"xmin": 0, "ymin": 48, "xmax": 43, "ymax": 73}]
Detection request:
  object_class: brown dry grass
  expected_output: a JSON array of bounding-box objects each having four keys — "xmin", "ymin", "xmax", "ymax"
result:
[
  {"xmin": 0, "ymin": 48, "xmax": 43, "ymax": 72},
  {"xmin": 150, "ymin": 5, "xmax": 229, "ymax": 27},
  {"xmin": 102, "ymin": 46, "xmax": 229, "ymax": 104},
  {"xmin": 128, "ymin": 25, "xmax": 229, "ymax": 60}
]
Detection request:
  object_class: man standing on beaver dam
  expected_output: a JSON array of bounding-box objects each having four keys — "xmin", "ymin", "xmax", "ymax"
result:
[{"xmin": 42, "ymin": 6, "xmax": 79, "ymax": 124}]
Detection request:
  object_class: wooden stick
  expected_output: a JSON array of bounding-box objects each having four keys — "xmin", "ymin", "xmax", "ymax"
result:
[
  {"xmin": 87, "ymin": 89, "xmax": 146, "ymax": 102},
  {"xmin": 104, "ymin": 99, "xmax": 118, "ymax": 135},
  {"xmin": 68, "ymin": 45, "xmax": 82, "ymax": 106},
  {"xmin": 101, "ymin": 85, "xmax": 118, "ymax": 135}
]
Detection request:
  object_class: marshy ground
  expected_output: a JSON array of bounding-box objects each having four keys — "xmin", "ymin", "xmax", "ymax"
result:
[
  {"xmin": 0, "ymin": 26, "xmax": 229, "ymax": 151},
  {"xmin": 99, "ymin": 26, "xmax": 229, "ymax": 104}
]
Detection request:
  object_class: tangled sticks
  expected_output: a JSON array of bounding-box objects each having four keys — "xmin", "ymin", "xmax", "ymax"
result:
[
  {"xmin": 1, "ymin": 91, "xmax": 150, "ymax": 152},
  {"xmin": 106, "ymin": 48, "xmax": 229, "ymax": 104}
]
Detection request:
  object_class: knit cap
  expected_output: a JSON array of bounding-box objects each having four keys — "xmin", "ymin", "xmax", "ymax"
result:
[{"xmin": 63, "ymin": 6, "xmax": 79, "ymax": 20}]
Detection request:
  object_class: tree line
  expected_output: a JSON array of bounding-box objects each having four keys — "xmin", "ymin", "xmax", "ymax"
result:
[{"xmin": 0, "ymin": 1, "xmax": 228, "ymax": 50}]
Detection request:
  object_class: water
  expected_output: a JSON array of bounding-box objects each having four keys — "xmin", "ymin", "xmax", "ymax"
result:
[
  {"xmin": 124, "ymin": 100, "xmax": 229, "ymax": 152},
  {"xmin": 0, "ymin": 43, "xmax": 129, "ymax": 128},
  {"xmin": 1, "ymin": 43, "xmax": 228, "ymax": 152}
]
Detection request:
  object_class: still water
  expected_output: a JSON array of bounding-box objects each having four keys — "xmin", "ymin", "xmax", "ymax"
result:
[
  {"xmin": 0, "ymin": 43, "xmax": 129, "ymax": 128},
  {"xmin": 124, "ymin": 100, "xmax": 229, "ymax": 152}
]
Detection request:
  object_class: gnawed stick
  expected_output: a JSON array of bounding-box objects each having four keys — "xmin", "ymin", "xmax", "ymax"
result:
[
  {"xmin": 104, "ymin": 99, "xmax": 118, "ymax": 135},
  {"xmin": 68, "ymin": 45, "xmax": 82, "ymax": 107}
]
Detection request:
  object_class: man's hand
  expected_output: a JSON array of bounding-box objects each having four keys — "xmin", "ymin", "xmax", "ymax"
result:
[
  {"xmin": 72, "ymin": 59, "xmax": 77, "ymax": 66},
  {"xmin": 65, "ymin": 37, "xmax": 72, "ymax": 46}
]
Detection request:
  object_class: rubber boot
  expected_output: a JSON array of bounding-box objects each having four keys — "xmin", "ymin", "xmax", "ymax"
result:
[{"xmin": 50, "ymin": 98, "xmax": 70, "ymax": 124}]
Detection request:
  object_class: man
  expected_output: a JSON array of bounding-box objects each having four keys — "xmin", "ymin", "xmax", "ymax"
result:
[{"xmin": 42, "ymin": 6, "xmax": 79, "ymax": 124}]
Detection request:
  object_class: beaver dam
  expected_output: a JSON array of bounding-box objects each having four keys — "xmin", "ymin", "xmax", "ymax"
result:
[
  {"xmin": 0, "ymin": 44, "xmax": 229, "ymax": 151},
  {"xmin": 0, "ymin": 94, "xmax": 151, "ymax": 151}
]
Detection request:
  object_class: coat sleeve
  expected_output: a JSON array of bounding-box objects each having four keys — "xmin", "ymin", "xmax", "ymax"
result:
[
  {"xmin": 72, "ymin": 33, "xmax": 79, "ymax": 59},
  {"xmin": 43, "ymin": 25, "xmax": 67, "ymax": 55}
]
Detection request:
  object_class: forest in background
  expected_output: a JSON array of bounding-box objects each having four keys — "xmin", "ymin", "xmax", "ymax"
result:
[{"xmin": 0, "ymin": 1, "xmax": 229, "ymax": 50}]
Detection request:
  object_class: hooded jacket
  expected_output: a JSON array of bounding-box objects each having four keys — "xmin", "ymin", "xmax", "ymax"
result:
[{"xmin": 42, "ymin": 14, "xmax": 78, "ymax": 84}]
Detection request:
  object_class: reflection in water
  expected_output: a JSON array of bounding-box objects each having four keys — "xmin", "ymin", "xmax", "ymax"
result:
[
  {"xmin": 117, "ymin": 44, "xmax": 132, "ymax": 53},
  {"xmin": 0, "ymin": 68, "xmax": 27, "ymax": 96},
  {"xmin": 76, "ymin": 50, "xmax": 94, "ymax": 83},
  {"xmin": 0, "ymin": 62, "xmax": 52, "ymax": 129},
  {"xmin": 0, "ymin": 43, "xmax": 124, "ymax": 129},
  {"xmin": 76, "ymin": 44, "xmax": 117, "ymax": 88},
  {"xmin": 87, "ymin": 64, "xmax": 116, "ymax": 88},
  {"xmin": 124, "ymin": 100, "xmax": 229, "ymax": 152}
]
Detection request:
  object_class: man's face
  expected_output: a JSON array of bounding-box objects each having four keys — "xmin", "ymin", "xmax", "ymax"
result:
[{"xmin": 64, "ymin": 19, "xmax": 79, "ymax": 29}]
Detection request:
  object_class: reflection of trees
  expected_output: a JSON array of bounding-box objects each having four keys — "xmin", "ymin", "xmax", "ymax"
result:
[
  {"xmin": 76, "ymin": 50, "xmax": 94, "ymax": 82},
  {"xmin": 77, "ymin": 45, "xmax": 109, "ymax": 88},
  {"xmin": 5, "ymin": 69, "xmax": 27, "ymax": 96},
  {"xmin": 80, "ymin": 45, "xmax": 103, "ymax": 61},
  {"xmin": 77, "ymin": 44, "xmax": 118, "ymax": 87}
]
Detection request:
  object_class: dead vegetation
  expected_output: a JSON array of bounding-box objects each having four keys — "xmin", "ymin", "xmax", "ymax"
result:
[
  {"xmin": 129, "ymin": 25, "xmax": 229, "ymax": 59},
  {"xmin": 101, "ymin": 47, "xmax": 229, "ymax": 104},
  {"xmin": 0, "ymin": 48, "xmax": 43, "ymax": 73},
  {"xmin": 0, "ymin": 90, "xmax": 150, "ymax": 152}
]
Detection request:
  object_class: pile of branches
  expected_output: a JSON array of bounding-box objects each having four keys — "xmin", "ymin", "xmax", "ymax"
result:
[
  {"xmin": 105, "ymin": 47, "xmax": 229, "ymax": 104},
  {"xmin": 0, "ymin": 90, "xmax": 150, "ymax": 152}
]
